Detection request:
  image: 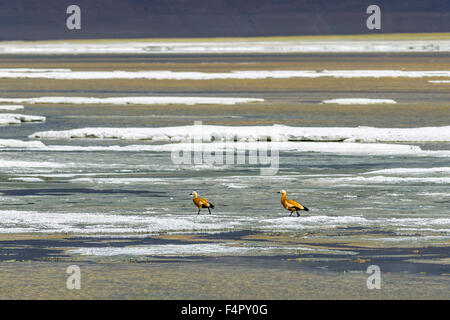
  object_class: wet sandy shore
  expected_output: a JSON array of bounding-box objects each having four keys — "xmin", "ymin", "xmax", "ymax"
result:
[
  {"xmin": 1, "ymin": 260, "xmax": 449, "ymax": 299},
  {"xmin": 0, "ymin": 230, "xmax": 448, "ymax": 299}
]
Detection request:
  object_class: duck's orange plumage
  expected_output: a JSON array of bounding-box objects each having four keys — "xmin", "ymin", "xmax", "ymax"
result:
[
  {"xmin": 279, "ymin": 190, "xmax": 309, "ymax": 216},
  {"xmin": 191, "ymin": 191, "xmax": 215, "ymax": 215}
]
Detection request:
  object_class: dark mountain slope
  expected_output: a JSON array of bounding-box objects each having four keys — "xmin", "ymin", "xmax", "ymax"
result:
[{"xmin": 0, "ymin": 0, "xmax": 448, "ymax": 40}]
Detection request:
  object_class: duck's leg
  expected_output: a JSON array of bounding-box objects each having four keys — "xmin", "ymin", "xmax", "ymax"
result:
[
  {"xmin": 289, "ymin": 211, "xmax": 293, "ymax": 216},
  {"xmin": 197, "ymin": 208, "xmax": 201, "ymax": 215},
  {"xmin": 208, "ymin": 207, "xmax": 211, "ymax": 215},
  {"xmin": 296, "ymin": 210, "xmax": 300, "ymax": 217}
]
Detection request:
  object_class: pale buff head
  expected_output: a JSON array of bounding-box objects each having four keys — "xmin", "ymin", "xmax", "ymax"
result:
[
  {"xmin": 278, "ymin": 190, "xmax": 287, "ymax": 195},
  {"xmin": 190, "ymin": 191, "xmax": 198, "ymax": 198}
]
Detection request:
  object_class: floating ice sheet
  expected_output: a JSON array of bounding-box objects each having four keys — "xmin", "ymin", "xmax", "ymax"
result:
[
  {"xmin": 0, "ymin": 113, "xmax": 45, "ymax": 125},
  {"xmin": 0, "ymin": 96, "xmax": 264, "ymax": 106},
  {"xmin": 1, "ymin": 69, "xmax": 450, "ymax": 80},
  {"xmin": 1, "ymin": 40, "xmax": 449, "ymax": 55},
  {"xmin": 321, "ymin": 98, "xmax": 397, "ymax": 105},
  {"xmin": 0, "ymin": 105, "xmax": 24, "ymax": 111},
  {"xmin": 29, "ymin": 125, "xmax": 450, "ymax": 143}
]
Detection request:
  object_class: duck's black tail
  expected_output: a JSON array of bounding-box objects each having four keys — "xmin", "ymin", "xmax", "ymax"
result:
[
  {"xmin": 203, "ymin": 203, "xmax": 215, "ymax": 209},
  {"xmin": 303, "ymin": 206, "xmax": 309, "ymax": 211}
]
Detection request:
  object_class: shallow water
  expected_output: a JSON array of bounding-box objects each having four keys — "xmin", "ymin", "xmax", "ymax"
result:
[
  {"xmin": 1, "ymin": 133, "xmax": 449, "ymax": 254},
  {"xmin": 0, "ymin": 53, "xmax": 449, "ymax": 259}
]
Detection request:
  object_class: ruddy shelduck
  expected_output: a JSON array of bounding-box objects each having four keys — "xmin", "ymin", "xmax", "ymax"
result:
[
  {"xmin": 278, "ymin": 190, "xmax": 309, "ymax": 216},
  {"xmin": 191, "ymin": 191, "xmax": 215, "ymax": 215}
]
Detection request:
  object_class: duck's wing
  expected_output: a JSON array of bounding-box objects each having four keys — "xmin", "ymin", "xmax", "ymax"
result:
[
  {"xmin": 286, "ymin": 198, "xmax": 308, "ymax": 211},
  {"xmin": 198, "ymin": 197, "xmax": 214, "ymax": 208}
]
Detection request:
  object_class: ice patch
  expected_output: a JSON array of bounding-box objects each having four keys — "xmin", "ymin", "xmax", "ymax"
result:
[
  {"xmin": 262, "ymin": 215, "xmax": 370, "ymax": 230},
  {"xmin": 67, "ymin": 244, "xmax": 353, "ymax": 257},
  {"xmin": 0, "ymin": 113, "xmax": 46, "ymax": 125},
  {"xmin": 0, "ymin": 210, "xmax": 448, "ymax": 236},
  {"xmin": 29, "ymin": 124, "xmax": 450, "ymax": 143},
  {"xmin": 365, "ymin": 167, "xmax": 450, "ymax": 175},
  {"xmin": 260, "ymin": 215, "xmax": 450, "ymax": 232},
  {"xmin": 0, "ymin": 105, "xmax": 24, "ymax": 111},
  {"xmin": 68, "ymin": 244, "xmax": 243, "ymax": 256},
  {"xmin": 0, "ymin": 210, "xmax": 241, "ymax": 234},
  {"xmin": 8, "ymin": 177, "xmax": 45, "ymax": 182},
  {"xmin": 71, "ymin": 177, "xmax": 173, "ymax": 185},
  {"xmin": 418, "ymin": 192, "xmax": 450, "ymax": 198},
  {"xmin": 0, "ymin": 40, "xmax": 449, "ymax": 55},
  {"xmin": 223, "ymin": 183, "xmax": 249, "ymax": 189},
  {"xmin": 322, "ymin": 98, "xmax": 397, "ymax": 105},
  {"xmin": 1, "ymin": 68, "xmax": 450, "ymax": 80},
  {"xmin": 428, "ymin": 80, "xmax": 450, "ymax": 84},
  {"xmin": 68, "ymin": 244, "xmax": 266, "ymax": 256},
  {"xmin": 35, "ymin": 141, "xmax": 424, "ymax": 156},
  {"xmin": 367, "ymin": 236, "xmax": 449, "ymax": 243},
  {"xmin": 6, "ymin": 139, "xmax": 450, "ymax": 159},
  {"xmin": 0, "ymin": 139, "xmax": 46, "ymax": 148},
  {"xmin": 313, "ymin": 176, "xmax": 450, "ymax": 185},
  {"xmin": 0, "ymin": 96, "xmax": 263, "ymax": 106}
]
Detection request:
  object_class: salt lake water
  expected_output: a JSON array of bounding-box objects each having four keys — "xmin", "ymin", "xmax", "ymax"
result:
[{"xmin": 0, "ymin": 51, "xmax": 449, "ymax": 258}]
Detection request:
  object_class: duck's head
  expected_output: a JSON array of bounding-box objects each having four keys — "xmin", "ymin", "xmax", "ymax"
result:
[
  {"xmin": 190, "ymin": 191, "xmax": 198, "ymax": 198},
  {"xmin": 278, "ymin": 189, "xmax": 287, "ymax": 195}
]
